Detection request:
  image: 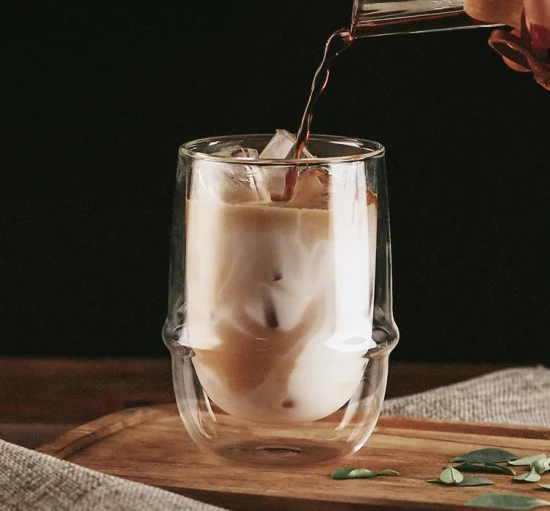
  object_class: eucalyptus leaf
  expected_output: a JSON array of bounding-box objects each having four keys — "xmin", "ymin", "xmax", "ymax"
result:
[
  {"xmin": 332, "ymin": 467, "xmax": 356, "ymax": 479},
  {"xmin": 375, "ymin": 469, "xmax": 400, "ymax": 476},
  {"xmin": 450, "ymin": 448, "xmax": 518, "ymax": 464},
  {"xmin": 456, "ymin": 477, "xmax": 495, "ymax": 487},
  {"xmin": 347, "ymin": 469, "xmax": 378, "ymax": 479},
  {"xmin": 466, "ymin": 493, "xmax": 550, "ymax": 509},
  {"xmin": 427, "ymin": 476, "xmax": 494, "ymax": 487},
  {"xmin": 509, "ymin": 454, "xmax": 546, "ymax": 467},
  {"xmin": 439, "ymin": 467, "xmax": 464, "ymax": 484},
  {"xmin": 453, "ymin": 461, "xmax": 516, "ymax": 476},
  {"xmin": 532, "ymin": 459, "xmax": 550, "ymax": 475},
  {"xmin": 514, "ymin": 469, "xmax": 542, "ymax": 483},
  {"xmin": 531, "ymin": 458, "xmax": 548, "ymax": 474},
  {"xmin": 538, "ymin": 484, "xmax": 550, "ymax": 490},
  {"xmin": 331, "ymin": 467, "xmax": 399, "ymax": 480}
]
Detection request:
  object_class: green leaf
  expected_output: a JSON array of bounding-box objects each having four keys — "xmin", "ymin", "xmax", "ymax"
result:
[
  {"xmin": 375, "ymin": 469, "xmax": 400, "ymax": 476},
  {"xmin": 532, "ymin": 459, "xmax": 550, "ymax": 475},
  {"xmin": 466, "ymin": 493, "xmax": 550, "ymax": 509},
  {"xmin": 538, "ymin": 484, "xmax": 550, "ymax": 490},
  {"xmin": 456, "ymin": 477, "xmax": 495, "ymax": 487},
  {"xmin": 331, "ymin": 467, "xmax": 399, "ymax": 480},
  {"xmin": 450, "ymin": 448, "xmax": 518, "ymax": 464},
  {"xmin": 427, "ymin": 476, "xmax": 494, "ymax": 487},
  {"xmin": 509, "ymin": 454, "xmax": 546, "ymax": 467},
  {"xmin": 439, "ymin": 467, "xmax": 464, "ymax": 484},
  {"xmin": 332, "ymin": 467, "xmax": 355, "ymax": 479},
  {"xmin": 514, "ymin": 469, "xmax": 542, "ymax": 483},
  {"xmin": 347, "ymin": 469, "xmax": 378, "ymax": 479},
  {"xmin": 453, "ymin": 461, "xmax": 516, "ymax": 475}
]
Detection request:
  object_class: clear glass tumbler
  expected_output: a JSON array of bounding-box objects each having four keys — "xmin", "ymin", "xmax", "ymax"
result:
[{"xmin": 163, "ymin": 134, "xmax": 399, "ymax": 465}]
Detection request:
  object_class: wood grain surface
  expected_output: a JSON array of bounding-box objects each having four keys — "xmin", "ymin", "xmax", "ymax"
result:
[
  {"xmin": 0, "ymin": 358, "xmax": 506, "ymax": 448},
  {"xmin": 39, "ymin": 404, "xmax": 550, "ymax": 511}
]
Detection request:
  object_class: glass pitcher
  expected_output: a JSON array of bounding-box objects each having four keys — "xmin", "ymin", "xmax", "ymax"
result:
[{"xmin": 351, "ymin": 0, "xmax": 502, "ymax": 37}]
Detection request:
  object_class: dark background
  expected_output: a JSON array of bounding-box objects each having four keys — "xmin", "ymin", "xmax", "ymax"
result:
[{"xmin": 2, "ymin": 0, "xmax": 549, "ymax": 363}]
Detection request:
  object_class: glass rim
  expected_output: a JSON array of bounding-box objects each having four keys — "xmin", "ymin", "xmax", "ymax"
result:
[{"xmin": 179, "ymin": 133, "xmax": 385, "ymax": 166}]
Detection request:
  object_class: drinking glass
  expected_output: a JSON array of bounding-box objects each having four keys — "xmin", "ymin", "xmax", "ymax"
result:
[{"xmin": 163, "ymin": 134, "xmax": 399, "ymax": 465}]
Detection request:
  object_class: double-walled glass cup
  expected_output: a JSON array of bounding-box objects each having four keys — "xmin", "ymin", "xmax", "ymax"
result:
[{"xmin": 163, "ymin": 134, "xmax": 399, "ymax": 465}]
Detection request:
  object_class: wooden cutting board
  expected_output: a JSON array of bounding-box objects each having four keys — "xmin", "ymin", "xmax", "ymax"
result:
[{"xmin": 39, "ymin": 404, "xmax": 550, "ymax": 511}]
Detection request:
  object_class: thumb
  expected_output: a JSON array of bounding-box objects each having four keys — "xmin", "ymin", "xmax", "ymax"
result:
[
  {"xmin": 524, "ymin": 0, "xmax": 550, "ymax": 52},
  {"xmin": 464, "ymin": 0, "xmax": 523, "ymax": 28}
]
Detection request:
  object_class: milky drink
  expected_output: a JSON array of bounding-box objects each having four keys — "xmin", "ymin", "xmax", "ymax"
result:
[{"xmin": 186, "ymin": 154, "xmax": 378, "ymax": 424}]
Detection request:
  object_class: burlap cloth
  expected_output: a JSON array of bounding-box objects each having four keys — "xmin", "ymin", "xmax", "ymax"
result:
[
  {"xmin": 2, "ymin": 366, "xmax": 549, "ymax": 511},
  {"xmin": 381, "ymin": 366, "xmax": 550, "ymax": 426}
]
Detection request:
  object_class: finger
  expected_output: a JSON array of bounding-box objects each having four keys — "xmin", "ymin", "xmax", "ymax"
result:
[
  {"xmin": 489, "ymin": 28, "xmax": 531, "ymax": 71},
  {"xmin": 464, "ymin": 0, "xmax": 523, "ymax": 28},
  {"xmin": 524, "ymin": 0, "xmax": 550, "ymax": 53},
  {"xmin": 502, "ymin": 55, "xmax": 532, "ymax": 71}
]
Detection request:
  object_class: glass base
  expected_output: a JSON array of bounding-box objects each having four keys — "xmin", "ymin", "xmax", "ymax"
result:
[
  {"xmin": 215, "ymin": 438, "xmax": 344, "ymax": 466},
  {"xmin": 168, "ymin": 347, "xmax": 396, "ymax": 466}
]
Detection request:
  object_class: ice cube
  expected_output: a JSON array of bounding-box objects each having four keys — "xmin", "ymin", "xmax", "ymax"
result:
[
  {"xmin": 260, "ymin": 130, "xmax": 315, "ymax": 199},
  {"xmin": 214, "ymin": 146, "xmax": 259, "ymax": 159},
  {"xmin": 191, "ymin": 146, "xmax": 269, "ymax": 203},
  {"xmin": 288, "ymin": 167, "xmax": 330, "ymax": 208},
  {"xmin": 218, "ymin": 164, "xmax": 270, "ymax": 203},
  {"xmin": 260, "ymin": 129, "xmax": 314, "ymax": 160},
  {"xmin": 255, "ymin": 133, "xmax": 331, "ymax": 209}
]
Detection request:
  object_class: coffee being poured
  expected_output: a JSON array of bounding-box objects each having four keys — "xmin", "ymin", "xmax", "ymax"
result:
[
  {"xmin": 283, "ymin": 0, "xmax": 500, "ymax": 200},
  {"xmin": 183, "ymin": 0, "xmax": 500, "ymax": 425}
]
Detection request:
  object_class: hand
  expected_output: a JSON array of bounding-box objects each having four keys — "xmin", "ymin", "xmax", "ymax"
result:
[
  {"xmin": 524, "ymin": 0, "xmax": 550, "ymax": 55},
  {"xmin": 465, "ymin": 0, "xmax": 550, "ymax": 89}
]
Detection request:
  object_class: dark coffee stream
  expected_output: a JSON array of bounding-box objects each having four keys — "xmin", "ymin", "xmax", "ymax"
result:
[{"xmin": 283, "ymin": 29, "xmax": 354, "ymax": 201}]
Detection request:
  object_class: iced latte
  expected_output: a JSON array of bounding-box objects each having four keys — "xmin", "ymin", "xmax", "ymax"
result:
[{"xmin": 185, "ymin": 132, "xmax": 378, "ymax": 424}]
